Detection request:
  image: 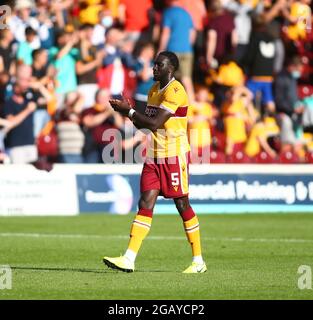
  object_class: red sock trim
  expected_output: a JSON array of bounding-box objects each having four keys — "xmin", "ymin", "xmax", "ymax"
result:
[
  {"xmin": 180, "ymin": 206, "xmax": 196, "ymax": 222},
  {"xmin": 138, "ymin": 208, "xmax": 153, "ymax": 218}
]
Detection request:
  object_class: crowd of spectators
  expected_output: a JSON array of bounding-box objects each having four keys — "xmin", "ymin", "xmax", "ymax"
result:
[{"xmin": 0, "ymin": 0, "xmax": 312, "ymax": 166}]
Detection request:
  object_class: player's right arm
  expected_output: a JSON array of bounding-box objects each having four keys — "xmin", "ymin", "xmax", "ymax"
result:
[{"xmin": 109, "ymin": 98, "xmax": 172, "ymax": 132}]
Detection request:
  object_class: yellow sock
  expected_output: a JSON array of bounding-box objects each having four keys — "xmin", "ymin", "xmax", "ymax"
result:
[
  {"xmin": 127, "ymin": 214, "xmax": 152, "ymax": 254},
  {"xmin": 184, "ymin": 216, "xmax": 202, "ymax": 257}
]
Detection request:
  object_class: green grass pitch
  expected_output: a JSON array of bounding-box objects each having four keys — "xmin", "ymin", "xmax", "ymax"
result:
[{"xmin": 0, "ymin": 213, "xmax": 313, "ymax": 300}]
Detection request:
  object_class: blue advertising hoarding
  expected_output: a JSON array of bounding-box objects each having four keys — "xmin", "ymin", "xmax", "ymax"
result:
[{"xmin": 76, "ymin": 172, "xmax": 313, "ymax": 214}]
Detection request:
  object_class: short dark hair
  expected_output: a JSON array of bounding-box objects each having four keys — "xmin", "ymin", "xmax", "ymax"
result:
[
  {"xmin": 286, "ymin": 55, "xmax": 302, "ymax": 67},
  {"xmin": 32, "ymin": 48, "xmax": 45, "ymax": 60},
  {"xmin": 25, "ymin": 26, "xmax": 37, "ymax": 36},
  {"xmin": 79, "ymin": 23, "xmax": 94, "ymax": 31},
  {"xmin": 159, "ymin": 51, "xmax": 179, "ymax": 72}
]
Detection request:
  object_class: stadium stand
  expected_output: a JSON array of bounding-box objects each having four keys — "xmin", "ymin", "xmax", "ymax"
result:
[{"xmin": 0, "ymin": 0, "xmax": 312, "ymax": 165}]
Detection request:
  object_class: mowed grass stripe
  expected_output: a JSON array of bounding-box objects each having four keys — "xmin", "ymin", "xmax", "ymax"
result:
[{"xmin": 0, "ymin": 232, "xmax": 313, "ymax": 243}]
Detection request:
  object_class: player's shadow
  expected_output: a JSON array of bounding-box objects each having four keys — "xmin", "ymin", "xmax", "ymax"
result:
[
  {"xmin": 11, "ymin": 266, "xmax": 110, "ymax": 274},
  {"xmin": 11, "ymin": 266, "xmax": 167, "ymax": 273}
]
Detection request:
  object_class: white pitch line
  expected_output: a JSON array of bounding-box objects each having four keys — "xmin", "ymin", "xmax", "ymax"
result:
[{"xmin": 0, "ymin": 232, "xmax": 313, "ymax": 244}]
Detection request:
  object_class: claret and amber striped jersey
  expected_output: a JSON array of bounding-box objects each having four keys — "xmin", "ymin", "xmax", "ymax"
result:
[{"xmin": 145, "ymin": 78, "xmax": 190, "ymax": 158}]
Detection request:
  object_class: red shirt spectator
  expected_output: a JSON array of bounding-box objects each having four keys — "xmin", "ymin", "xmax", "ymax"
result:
[
  {"xmin": 119, "ymin": 0, "xmax": 153, "ymax": 32},
  {"xmin": 207, "ymin": 11, "xmax": 236, "ymax": 62}
]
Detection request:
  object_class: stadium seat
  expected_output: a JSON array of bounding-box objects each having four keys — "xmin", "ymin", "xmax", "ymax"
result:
[
  {"xmin": 228, "ymin": 151, "xmax": 251, "ymax": 164},
  {"xmin": 209, "ymin": 150, "xmax": 226, "ymax": 163},
  {"xmin": 298, "ymin": 85, "xmax": 313, "ymax": 100},
  {"xmin": 279, "ymin": 150, "xmax": 300, "ymax": 164},
  {"xmin": 255, "ymin": 151, "xmax": 277, "ymax": 164},
  {"xmin": 305, "ymin": 151, "xmax": 313, "ymax": 163}
]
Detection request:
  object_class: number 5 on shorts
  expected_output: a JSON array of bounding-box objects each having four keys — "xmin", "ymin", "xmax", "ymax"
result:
[{"xmin": 171, "ymin": 172, "xmax": 179, "ymax": 186}]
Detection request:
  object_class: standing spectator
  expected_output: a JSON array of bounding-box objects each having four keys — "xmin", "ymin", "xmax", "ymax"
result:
[
  {"xmin": 2, "ymin": 65, "xmax": 38, "ymax": 164},
  {"xmin": 50, "ymin": 0, "xmax": 74, "ymax": 29},
  {"xmin": 133, "ymin": 43, "xmax": 155, "ymax": 114},
  {"xmin": 30, "ymin": 50, "xmax": 54, "ymax": 137},
  {"xmin": 176, "ymin": 0, "xmax": 208, "ymax": 82},
  {"xmin": 49, "ymin": 30, "xmax": 80, "ymax": 109},
  {"xmin": 0, "ymin": 29, "xmax": 15, "ymax": 76},
  {"xmin": 55, "ymin": 91, "xmax": 85, "ymax": 163},
  {"xmin": 259, "ymin": 0, "xmax": 287, "ymax": 73},
  {"xmin": 225, "ymin": 0, "xmax": 259, "ymax": 65},
  {"xmin": 244, "ymin": 15, "xmax": 276, "ymax": 114},
  {"xmin": 9, "ymin": 0, "xmax": 40, "ymax": 47},
  {"xmin": 0, "ymin": 118, "xmax": 12, "ymax": 163},
  {"xmin": 0, "ymin": 29, "xmax": 15, "ymax": 110},
  {"xmin": 96, "ymin": 27, "xmax": 136, "ymax": 100},
  {"xmin": 159, "ymin": 0, "xmax": 196, "ymax": 102},
  {"xmin": 206, "ymin": 0, "xmax": 237, "ymax": 68},
  {"xmin": 274, "ymin": 55, "xmax": 305, "ymax": 154},
  {"xmin": 16, "ymin": 26, "xmax": 38, "ymax": 65},
  {"xmin": 31, "ymin": 48, "xmax": 49, "ymax": 81},
  {"xmin": 81, "ymin": 88, "xmax": 123, "ymax": 163},
  {"xmin": 92, "ymin": 7, "xmax": 115, "ymax": 46},
  {"xmin": 118, "ymin": 0, "xmax": 153, "ymax": 42},
  {"xmin": 76, "ymin": 24, "xmax": 104, "ymax": 109},
  {"xmin": 36, "ymin": 0, "xmax": 55, "ymax": 49}
]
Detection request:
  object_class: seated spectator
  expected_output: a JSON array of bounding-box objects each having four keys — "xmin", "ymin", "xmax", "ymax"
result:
[
  {"xmin": 188, "ymin": 85, "xmax": 217, "ymax": 163},
  {"xmin": 133, "ymin": 42, "xmax": 155, "ymax": 114},
  {"xmin": 274, "ymin": 55, "xmax": 305, "ymax": 157},
  {"xmin": 222, "ymin": 86, "xmax": 256, "ymax": 157},
  {"xmin": 244, "ymin": 114, "xmax": 279, "ymax": 160},
  {"xmin": 16, "ymin": 26, "xmax": 38, "ymax": 65},
  {"xmin": 81, "ymin": 88, "xmax": 123, "ymax": 163},
  {"xmin": 55, "ymin": 91, "xmax": 85, "ymax": 163},
  {"xmin": 2, "ymin": 65, "xmax": 38, "ymax": 164}
]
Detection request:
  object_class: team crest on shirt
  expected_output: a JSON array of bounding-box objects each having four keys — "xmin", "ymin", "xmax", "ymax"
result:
[
  {"xmin": 173, "ymin": 87, "xmax": 179, "ymax": 93},
  {"xmin": 173, "ymin": 186, "xmax": 179, "ymax": 192}
]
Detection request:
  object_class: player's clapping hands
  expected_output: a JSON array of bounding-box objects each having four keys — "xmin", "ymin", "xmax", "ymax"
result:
[{"xmin": 109, "ymin": 98, "xmax": 132, "ymax": 117}]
